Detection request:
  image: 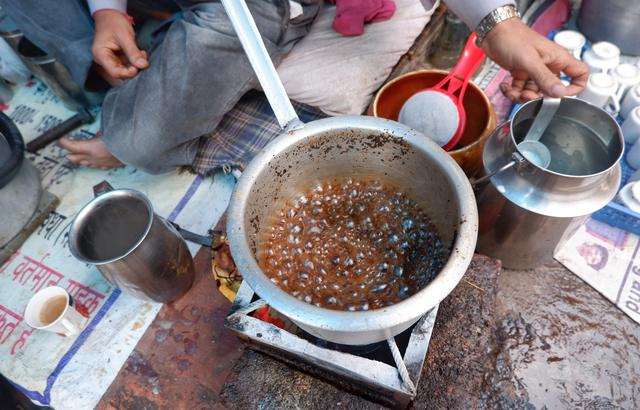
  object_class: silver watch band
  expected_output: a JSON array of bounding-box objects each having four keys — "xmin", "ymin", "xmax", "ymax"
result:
[{"xmin": 475, "ymin": 4, "xmax": 520, "ymax": 46}]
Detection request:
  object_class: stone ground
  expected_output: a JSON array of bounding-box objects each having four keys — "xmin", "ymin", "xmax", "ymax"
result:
[
  {"xmin": 5, "ymin": 246, "xmax": 636, "ymax": 409},
  {"xmin": 221, "ymin": 255, "xmax": 503, "ymax": 410},
  {"xmin": 92, "ymin": 247, "xmax": 640, "ymax": 410}
]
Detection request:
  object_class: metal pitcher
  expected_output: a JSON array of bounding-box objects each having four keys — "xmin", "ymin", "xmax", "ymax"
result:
[
  {"xmin": 475, "ymin": 98, "xmax": 623, "ymax": 269},
  {"xmin": 68, "ymin": 181, "xmax": 195, "ymax": 303}
]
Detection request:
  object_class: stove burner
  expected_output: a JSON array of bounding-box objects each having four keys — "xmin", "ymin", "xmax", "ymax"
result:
[
  {"xmin": 227, "ymin": 282, "xmax": 438, "ymax": 408},
  {"xmin": 297, "ymin": 329, "xmax": 386, "ymax": 356},
  {"xmin": 297, "ymin": 323, "xmax": 415, "ymax": 366}
]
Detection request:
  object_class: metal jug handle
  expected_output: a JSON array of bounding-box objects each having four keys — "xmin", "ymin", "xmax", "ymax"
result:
[
  {"xmin": 169, "ymin": 220, "xmax": 227, "ymax": 250},
  {"xmin": 471, "ymin": 152, "xmax": 526, "ymax": 190},
  {"xmin": 93, "ymin": 180, "xmax": 115, "ymax": 197}
]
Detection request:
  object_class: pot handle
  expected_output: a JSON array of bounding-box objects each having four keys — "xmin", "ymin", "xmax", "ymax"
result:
[
  {"xmin": 221, "ymin": 0, "xmax": 303, "ymax": 132},
  {"xmin": 92, "ymin": 180, "xmax": 114, "ymax": 197},
  {"xmin": 470, "ymin": 152, "xmax": 526, "ymax": 189}
]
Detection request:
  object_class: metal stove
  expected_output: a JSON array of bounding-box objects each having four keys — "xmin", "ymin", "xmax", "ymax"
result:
[
  {"xmin": 0, "ymin": 188, "xmax": 58, "ymax": 265},
  {"xmin": 225, "ymin": 281, "xmax": 438, "ymax": 409}
]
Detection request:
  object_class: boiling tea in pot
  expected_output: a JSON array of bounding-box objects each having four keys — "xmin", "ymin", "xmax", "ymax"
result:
[{"xmin": 260, "ymin": 177, "xmax": 448, "ymax": 311}]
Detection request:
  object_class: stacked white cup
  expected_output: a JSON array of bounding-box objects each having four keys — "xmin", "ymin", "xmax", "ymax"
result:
[
  {"xmin": 623, "ymin": 107, "xmax": 640, "ymax": 144},
  {"xmin": 553, "ymin": 30, "xmax": 586, "ymax": 59},
  {"xmin": 582, "ymin": 41, "xmax": 621, "ymax": 73},
  {"xmin": 615, "ymin": 67, "xmax": 640, "ymax": 164},
  {"xmin": 625, "ymin": 107, "xmax": 640, "ymax": 169},
  {"xmin": 578, "ymin": 72, "xmax": 620, "ymax": 115},
  {"xmin": 612, "ymin": 63, "xmax": 640, "ymax": 102},
  {"xmin": 621, "ymin": 84, "xmax": 640, "ymax": 119}
]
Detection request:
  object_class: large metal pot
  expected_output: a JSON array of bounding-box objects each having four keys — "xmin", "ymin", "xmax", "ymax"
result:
[{"xmin": 222, "ymin": 1, "xmax": 478, "ymax": 345}]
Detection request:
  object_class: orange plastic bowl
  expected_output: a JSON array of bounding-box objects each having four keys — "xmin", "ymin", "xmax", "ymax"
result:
[{"xmin": 372, "ymin": 70, "xmax": 497, "ymax": 177}]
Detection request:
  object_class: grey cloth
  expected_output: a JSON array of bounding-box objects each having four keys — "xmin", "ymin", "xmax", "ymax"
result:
[{"xmin": 0, "ymin": 0, "xmax": 320, "ymax": 173}]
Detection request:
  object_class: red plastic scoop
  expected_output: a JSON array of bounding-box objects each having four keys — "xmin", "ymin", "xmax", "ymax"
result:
[{"xmin": 399, "ymin": 33, "xmax": 486, "ymax": 151}]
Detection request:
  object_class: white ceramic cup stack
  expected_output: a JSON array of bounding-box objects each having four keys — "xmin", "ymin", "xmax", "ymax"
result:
[
  {"xmin": 618, "ymin": 181, "xmax": 640, "ymax": 214},
  {"xmin": 622, "ymin": 106, "xmax": 640, "ymax": 144},
  {"xmin": 582, "ymin": 41, "xmax": 621, "ymax": 73},
  {"xmin": 621, "ymin": 84, "xmax": 640, "ymax": 119},
  {"xmin": 24, "ymin": 286, "xmax": 88, "ymax": 337},
  {"xmin": 553, "ymin": 30, "xmax": 586, "ymax": 59},
  {"xmin": 625, "ymin": 106, "xmax": 640, "ymax": 171},
  {"xmin": 612, "ymin": 63, "xmax": 640, "ymax": 101},
  {"xmin": 578, "ymin": 72, "xmax": 620, "ymax": 115}
]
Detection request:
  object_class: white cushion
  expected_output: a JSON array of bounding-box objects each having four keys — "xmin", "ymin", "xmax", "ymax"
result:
[{"xmin": 277, "ymin": 0, "xmax": 438, "ymax": 116}]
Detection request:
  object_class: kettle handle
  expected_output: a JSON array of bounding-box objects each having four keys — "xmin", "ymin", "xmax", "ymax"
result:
[
  {"xmin": 93, "ymin": 180, "xmax": 115, "ymax": 197},
  {"xmin": 168, "ymin": 220, "xmax": 227, "ymax": 249},
  {"xmin": 471, "ymin": 152, "xmax": 527, "ymax": 190}
]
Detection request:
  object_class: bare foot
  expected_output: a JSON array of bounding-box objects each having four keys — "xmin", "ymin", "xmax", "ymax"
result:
[{"xmin": 58, "ymin": 136, "xmax": 124, "ymax": 170}]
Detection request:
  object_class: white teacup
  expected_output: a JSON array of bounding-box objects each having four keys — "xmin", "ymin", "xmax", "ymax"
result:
[
  {"xmin": 24, "ymin": 286, "xmax": 88, "ymax": 337},
  {"xmin": 612, "ymin": 63, "xmax": 640, "ymax": 101},
  {"xmin": 579, "ymin": 72, "xmax": 620, "ymax": 115},
  {"xmin": 618, "ymin": 181, "xmax": 640, "ymax": 213},
  {"xmin": 582, "ymin": 41, "xmax": 621, "ymax": 73},
  {"xmin": 622, "ymin": 106, "xmax": 640, "ymax": 144},
  {"xmin": 628, "ymin": 137, "xmax": 640, "ymax": 169},
  {"xmin": 553, "ymin": 30, "xmax": 586, "ymax": 59},
  {"xmin": 621, "ymin": 84, "xmax": 640, "ymax": 119}
]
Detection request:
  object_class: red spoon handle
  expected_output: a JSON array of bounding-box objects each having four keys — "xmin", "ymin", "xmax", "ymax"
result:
[
  {"xmin": 451, "ymin": 33, "xmax": 485, "ymax": 82},
  {"xmin": 434, "ymin": 33, "xmax": 486, "ymax": 103}
]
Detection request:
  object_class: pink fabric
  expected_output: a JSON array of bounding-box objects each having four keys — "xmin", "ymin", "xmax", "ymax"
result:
[
  {"xmin": 530, "ymin": 0, "xmax": 570, "ymax": 37},
  {"xmin": 330, "ymin": 0, "xmax": 397, "ymax": 36}
]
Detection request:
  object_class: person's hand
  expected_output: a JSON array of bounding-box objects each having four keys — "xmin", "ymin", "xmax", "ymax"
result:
[
  {"xmin": 480, "ymin": 18, "xmax": 588, "ymax": 102},
  {"xmin": 92, "ymin": 9, "xmax": 149, "ymax": 80}
]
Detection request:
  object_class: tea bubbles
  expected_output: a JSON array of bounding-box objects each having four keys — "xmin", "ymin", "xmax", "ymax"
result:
[{"xmin": 262, "ymin": 178, "xmax": 447, "ymax": 311}]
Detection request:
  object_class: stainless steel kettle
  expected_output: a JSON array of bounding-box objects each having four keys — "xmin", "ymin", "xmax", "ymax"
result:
[
  {"xmin": 475, "ymin": 98, "xmax": 623, "ymax": 269},
  {"xmin": 68, "ymin": 181, "xmax": 196, "ymax": 303}
]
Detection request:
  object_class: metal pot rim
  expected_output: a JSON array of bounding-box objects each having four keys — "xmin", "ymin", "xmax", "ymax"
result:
[
  {"xmin": 226, "ymin": 115, "xmax": 478, "ymax": 333},
  {"xmin": 68, "ymin": 189, "xmax": 154, "ymax": 265},
  {"xmin": 510, "ymin": 97, "xmax": 624, "ymax": 179}
]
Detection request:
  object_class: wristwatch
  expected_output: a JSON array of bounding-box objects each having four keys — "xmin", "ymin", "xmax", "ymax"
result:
[{"xmin": 475, "ymin": 4, "xmax": 520, "ymax": 46}]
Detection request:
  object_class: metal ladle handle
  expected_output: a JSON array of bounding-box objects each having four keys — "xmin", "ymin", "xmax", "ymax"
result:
[
  {"xmin": 221, "ymin": 0, "xmax": 303, "ymax": 131},
  {"xmin": 523, "ymin": 97, "xmax": 560, "ymax": 143}
]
